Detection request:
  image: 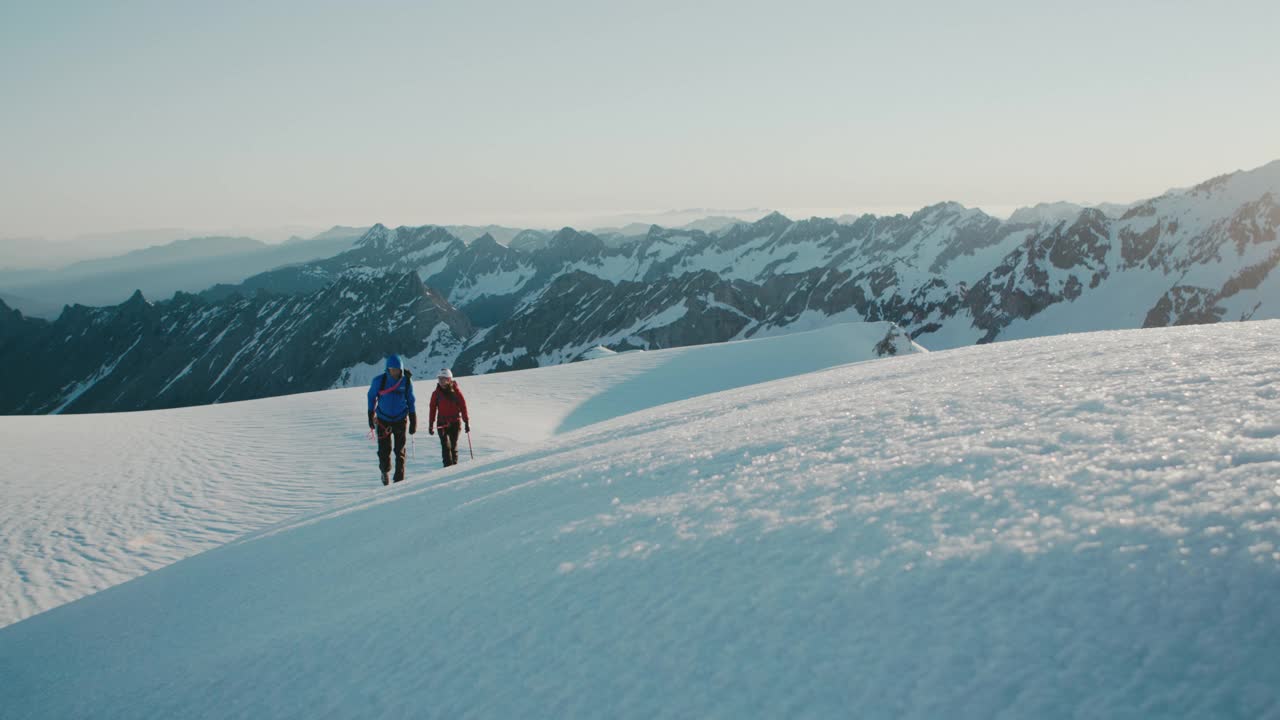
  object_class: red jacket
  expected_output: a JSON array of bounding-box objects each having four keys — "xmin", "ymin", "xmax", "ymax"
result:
[{"xmin": 428, "ymin": 383, "xmax": 469, "ymax": 428}]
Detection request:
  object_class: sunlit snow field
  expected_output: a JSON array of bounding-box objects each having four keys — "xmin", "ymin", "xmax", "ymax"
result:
[
  {"xmin": 3, "ymin": 321, "xmax": 1279, "ymax": 718},
  {"xmin": 0, "ymin": 322, "xmax": 917, "ymax": 628}
]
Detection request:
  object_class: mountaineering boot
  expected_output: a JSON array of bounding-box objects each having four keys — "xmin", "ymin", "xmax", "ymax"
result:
[
  {"xmin": 393, "ymin": 465, "xmax": 405, "ymax": 483},
  {"xmin": 381, "ymin": 471, "xmax": 390, "ymax": 486}
]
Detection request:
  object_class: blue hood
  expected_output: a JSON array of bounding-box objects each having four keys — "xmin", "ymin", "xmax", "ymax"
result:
[{"xmin": 385, "ymin": 354, "xmax": 402, "ymax": 370}]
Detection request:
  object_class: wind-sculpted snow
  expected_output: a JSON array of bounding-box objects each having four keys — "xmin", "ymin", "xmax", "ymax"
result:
[
  {"xmin": 0, "ymin": 322, "xmax": 909, "ymax": 628},
  {"xmin": 2, "ymin": 322, "xmax": 1278, "ymax": 718}
]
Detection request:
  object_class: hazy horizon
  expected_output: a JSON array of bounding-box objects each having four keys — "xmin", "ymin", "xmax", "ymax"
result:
[
  {"xmin": 3, "ymin": 156, "xmax": 1277, "ymax": 248},
  {"xmin": 3, "ymin": 1, "xmax": 1278, "ymax": 242}
]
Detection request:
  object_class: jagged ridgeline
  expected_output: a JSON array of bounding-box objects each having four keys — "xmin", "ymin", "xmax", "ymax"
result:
[
  {"xmin": 1, "ymin": 160, "xmax": 1278, "ymax": 414},
  {"xmin": 0, "ymin": 273, "xmax": 470, "ymax": 414}
]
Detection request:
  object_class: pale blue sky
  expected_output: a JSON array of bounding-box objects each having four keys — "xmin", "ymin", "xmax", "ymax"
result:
[{"xmin": 2, "ymin": 0, "xmax": 1277, "ymax": 239}]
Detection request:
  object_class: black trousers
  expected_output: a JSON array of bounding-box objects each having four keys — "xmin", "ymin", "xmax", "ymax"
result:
[
  {"xmin": 376, "ymin": 418, "xmax": 408, "ymax": 477},
  {"xmin": 438, "ymin": 421, "xmax": 461, "ymax": 467}
]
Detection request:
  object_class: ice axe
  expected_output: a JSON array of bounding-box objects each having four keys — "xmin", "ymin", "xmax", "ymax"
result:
[{"xmin": 466, "ymin": 427, "xmax": 474, "ymax": 460}]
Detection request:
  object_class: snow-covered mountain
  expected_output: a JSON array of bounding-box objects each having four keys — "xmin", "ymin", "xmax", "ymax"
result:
[
  {"xmin": 2, "ymin": 161, "xmax": 1277, "ymax": 414},
  {"xmin": 980, "ymin": 161, "xmax": 1280, "ymax": 342},
  {"xmin": 1, "ymin": 321, "xmax": 1277, "ymax": 718},
  {"xmin": 300, "ymin": 160, "xmax": 1280, "ymax": 371}
]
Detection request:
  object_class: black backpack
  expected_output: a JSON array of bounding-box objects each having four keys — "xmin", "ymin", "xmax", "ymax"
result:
[{"xmin": 378, "ymin": 369, "xmax": 412, "ymax": 398}]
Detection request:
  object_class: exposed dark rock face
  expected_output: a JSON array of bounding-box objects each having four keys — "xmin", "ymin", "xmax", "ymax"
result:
[
  {"xmin": 1143, "ymin": 286, "xmax": 1223, "ymax": 328},
  {"xmin": 0, "ymin": 298, "xmax": 43, "ymax": 349},
  {"xmin": 1120, "ymin": 221, "xmax": 1162, "ymax": 268},
  {"xmin": 453, "ymin": 270, "xmax": 766, "ymax": 373}
]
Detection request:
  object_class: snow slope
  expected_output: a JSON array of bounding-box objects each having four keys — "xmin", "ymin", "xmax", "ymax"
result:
[
  {"xmin": 0, "ymin": 322, "xmax": 912, "ymax": 629},
  {"xmin": 2, "ymin": 321, "xmax": 1279, "ymax": 718}
]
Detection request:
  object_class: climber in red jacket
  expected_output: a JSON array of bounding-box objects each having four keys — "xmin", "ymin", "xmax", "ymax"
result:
[{"xmin": 428, "ymin": 368, "xmax": 470, "ymax": 467}]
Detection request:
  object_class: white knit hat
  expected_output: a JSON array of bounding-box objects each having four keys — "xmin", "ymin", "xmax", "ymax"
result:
[{"xmin": 438, "ymin": 368, "xmax": 454, "ymax": 380}]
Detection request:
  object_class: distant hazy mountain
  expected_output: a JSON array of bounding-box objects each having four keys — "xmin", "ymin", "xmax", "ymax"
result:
[
  {"xmin": 421, "ymin": 216, "xmax": 749, "ymax": 254},
  {"xmin": 1007, "ymin": 201, "xmax": 1134, "ymax": 226},
  {"xmin": 0, "ymin": 228, "xmax": 195, "ymax": 271},
  {"xmin": 0, "ymin": 225, "xmax": 345, "ymax": 272},
  {"xmin": 0, "ymin": 291, "xmax": 61, "ymax": 320},
  {"xmin": 584, "ymin": 208, "xmax": 769, "ymax": 232},
  {"xmin": 60, "ymin": 236, "xmax": 268, "ymax": 274},
  {"xmin": 443, "ymin": 225, "xmax": 537, "ymax": 246},
  {"xmin": 1007, "ymin": 202, "xmax": 1089, "ymax": 226},
  {"xmin": 0, "ymin": 227, "xmax": 365, "ymax": 317},
  {"xmin": 679, "ymin": 215, "xmax": 749, "ymax": 234},
  {"xmin": 590, "ymin": 222, "xmax": 654, "ymax": 239},
  {"xmin": 284, "ymin": 226, "xmax": 371, "ymax": 245},
  {"xmin": 592, "ymin": 216, "xmax": 752, "ymax": 248},
  {"xmin": 507, "ymin": 229, "xmax": 557, "ymax": 253},
  {"xmin": 1093, "ymin": 202, "xmax": 1134, "ymax": 217},
  {"xmin": 0, "ymin": 238, "xmax": 62, "ymax": 272}
]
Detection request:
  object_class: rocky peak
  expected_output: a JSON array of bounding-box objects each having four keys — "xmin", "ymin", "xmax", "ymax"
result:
[
  {"xmin": 1188, "ymin": 158, "xmax": 1280, "ymax": 206},
  {"xmin": 911, "ymin": 201, "xmax": 972, "ymax": 223},
  {"xmin": 752, "ymin": 211, "xmax": 792, "ymax": 232},
  {"xmin": 122, "ymin": 288, "xmax": 148, "ymax": 306},
  {"xmin": 470, "ymin": 232, "xmax": 501, "ymax": 250},
  {"xmin": 0, "ymin": 297, "xmax": 44, "ymax": 338},
  {"xmin": 509, "ymin": 229, "xmax": 553, "ymax": 253},
  {"xmin": 1008, "ymin": 202, "xmax": 1086, "ymax": 227},
  {"xmin": 547, "ymin": 227, "xmax": 605, "ymax": 259},
  {"xmin": 355, "ymin": 223, "xmax": 392, "ymax": 248}
]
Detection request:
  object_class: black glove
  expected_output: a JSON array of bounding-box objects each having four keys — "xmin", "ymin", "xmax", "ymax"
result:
[
  {"xmin": 409, "ymin": 413, "xmax": 417, "ymax": 435},
  {"xmin": 428, "ymin": 425, "xmax": 435, "ymax": 435},
  {"xmin": 367, "ymin": 411, "xmax": 375, "ymax": 429},
  {"xmin": 464, "ymin": 422, "xmax": 471, "ymax": 434}
]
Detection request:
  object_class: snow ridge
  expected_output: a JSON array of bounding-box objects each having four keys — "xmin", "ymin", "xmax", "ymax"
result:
[
  {"xmin": 2, "ymin": 321, "xmax": 1278, "ymax": 718},
  {"xmin": 0, "ymin": 322, "xmax": 909, "ymax": 629}
]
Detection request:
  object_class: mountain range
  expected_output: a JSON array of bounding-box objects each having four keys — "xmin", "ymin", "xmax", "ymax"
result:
[{"xmin": 1, "ymin": 160, "xmax": 1277, "ymax": 414}]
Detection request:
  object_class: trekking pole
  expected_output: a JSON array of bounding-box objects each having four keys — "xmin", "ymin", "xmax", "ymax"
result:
[{"xmin": 466, "ymin": 429, "xmax": 474, "ymax": 460}]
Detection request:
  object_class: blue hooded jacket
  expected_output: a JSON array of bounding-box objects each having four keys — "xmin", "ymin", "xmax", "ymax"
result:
[{"xmin": 367, "ymin": 354, "xmax": 416, "ymax": 422}]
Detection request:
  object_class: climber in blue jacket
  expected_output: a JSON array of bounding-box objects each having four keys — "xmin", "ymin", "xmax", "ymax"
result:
[{"xmin": 366, "ymin": 354, "xmax": 417, "ymax": 485}]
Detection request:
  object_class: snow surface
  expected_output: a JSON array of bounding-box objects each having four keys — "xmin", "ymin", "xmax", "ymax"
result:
[
  {"xmin": 3, "ymin": 321, "xmax": 1280, "ymax": 718},
  {"xmin": 0, "ymin": 322, "xmax": 909, "ymax": 629},
  {"xmin": 579, "ymin": 345, "xmax": 617, "ymax": 360},
  {"xmin": 448, "ymin": 267, "xmax": 534, "ymax": 305}
]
